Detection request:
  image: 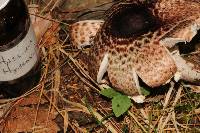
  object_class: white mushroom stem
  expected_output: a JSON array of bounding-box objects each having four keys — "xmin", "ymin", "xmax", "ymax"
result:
[
  {"xmin": 97, "ymin": 53, "xmax": 109, "ymax": 83},
  {"xmin": 132, "ymin": 68, "xmax": 141, "ymax": 94},
  {"xmin": 172, "ymin": 50, "xmax": 200, "ymax": 82},
  {"xmin": 160, "ymin": 38, "xmax": 187, "ymax": 48},
  {"xmin": 160, "ymin": 21, "xmax": 200, "ymax": 48},
  {"xmin": 130, "ymin": 95, "xmax": 145, "ymax": 103}
]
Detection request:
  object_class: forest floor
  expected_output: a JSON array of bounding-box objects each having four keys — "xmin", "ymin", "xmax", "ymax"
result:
[{"xmin": 0, "ymin": 0, "xmax": 199, "ymax": 132}]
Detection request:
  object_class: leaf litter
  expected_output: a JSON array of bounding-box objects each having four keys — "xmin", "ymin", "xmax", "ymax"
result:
[{"xmin": 0, "ymin": 0, "xmax": 199, "ymax": 133}]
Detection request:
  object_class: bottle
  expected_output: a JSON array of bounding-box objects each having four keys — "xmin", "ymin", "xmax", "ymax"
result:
[{"xmin": 0, "ymin": 0, "xmax": 40, "ymax": 98}]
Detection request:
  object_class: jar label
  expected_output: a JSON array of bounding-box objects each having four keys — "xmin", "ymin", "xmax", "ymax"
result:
[
  {"xmin": 0, "ymin": 24, "xmax": 38, "ymax": 81},
  {"xmin": 0, "ymin": 0, "xmax": 10, "ymax": 10}
]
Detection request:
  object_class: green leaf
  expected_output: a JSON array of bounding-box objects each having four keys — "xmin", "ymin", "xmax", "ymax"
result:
[
  {"xmin": 140, "ymin": 87, "xmax": 150, "ymax": 96},
  {"xmin": 112, "ymin": 95, "xmax": 132, "ymax": 117},
  {"xmin": 100, "ymin": 88, "xmax": 121, "ymax": 98}
]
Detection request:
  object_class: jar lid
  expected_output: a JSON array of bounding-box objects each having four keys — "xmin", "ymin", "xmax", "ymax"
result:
[{"xmin": 0, "ymin": 0, "xmax": 10, "ymax": 10}]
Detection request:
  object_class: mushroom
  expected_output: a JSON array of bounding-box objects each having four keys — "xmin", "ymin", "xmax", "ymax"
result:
[
  {"xmin": 157, "ymin": 0, "xmax": 200, "ymax": 83},
  {"xmin": 89, "ymin": 2, "xmax": 178, "ymax": 97},
  {"xmin": 69, "ymin": 0, "xmax": 200, "ymax": 100}
]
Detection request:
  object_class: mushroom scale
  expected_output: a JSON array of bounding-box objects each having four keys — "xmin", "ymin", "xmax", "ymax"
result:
[{"xmin": 69, "ymin": 20, "xmax": 104, "ymax": 49}]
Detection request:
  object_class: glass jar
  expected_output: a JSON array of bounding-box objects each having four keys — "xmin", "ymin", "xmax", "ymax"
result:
[{"xmin": 0, "ymin": 0, "xmax": 41, "ymax": 98}]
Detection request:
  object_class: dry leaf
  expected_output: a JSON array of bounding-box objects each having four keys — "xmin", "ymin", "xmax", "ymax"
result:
[
  {"xmin": 29, "ymin": 4, "xmax": 52, "ymax": 41},
  {"xmin": 190, "ymin": 85, "xmax": 200, "ymax": 93},
  {"xmin": 17, "ymin": 92, "xmax": 48, "ymax": 106},
  {"xmin": 3, "ymin": 107, "xmax": 60, "ymax": 133},
  {"xmin": 32, "ymin": 13, "xmax": 52, "ymax": 41},
  {"xmin": 195, "ymin": 108, "xmax": 200, "ymax": 114},
  {"xmin": 40, "ymin": 22, "xmax": 60, "ymax": 47}
]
